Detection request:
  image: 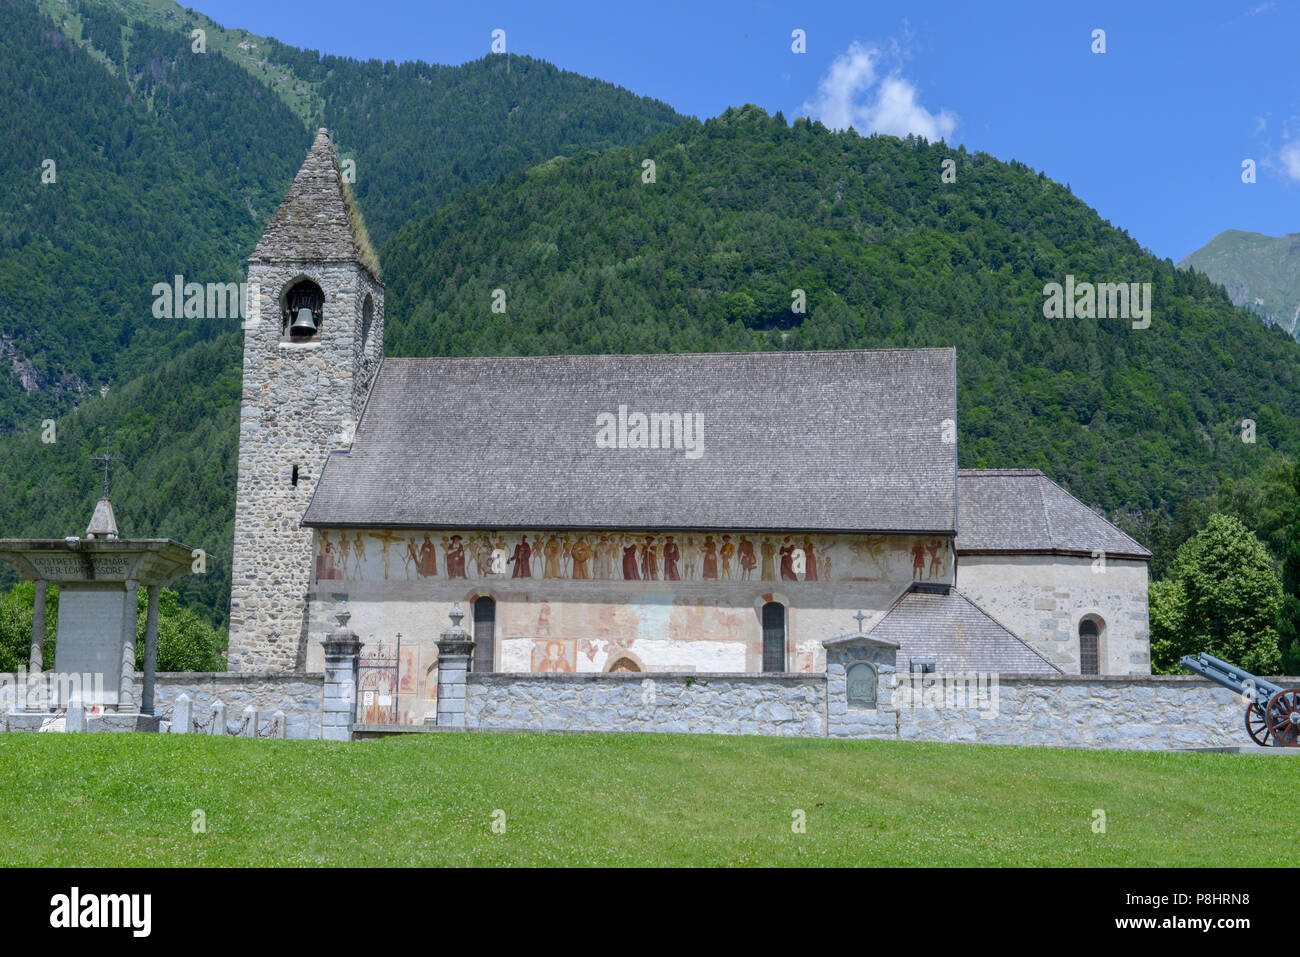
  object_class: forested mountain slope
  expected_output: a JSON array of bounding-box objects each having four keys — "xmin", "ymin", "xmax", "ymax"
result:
[
  {"xmin": 0, "ymin": 0, "xmax": 685, "ymax": 624},
  {"xmin": 384, "ymin": 106, "xmax": 1300, "ymax": 543}
]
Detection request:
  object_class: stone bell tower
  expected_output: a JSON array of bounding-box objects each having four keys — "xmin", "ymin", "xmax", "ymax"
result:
[{"xmin": 228, "ymin": 128, "xmax": 384, "ymax": 672}]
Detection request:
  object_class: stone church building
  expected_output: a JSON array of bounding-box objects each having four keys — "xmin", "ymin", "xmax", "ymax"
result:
[{"xmin": 227, "ymin": 130, "xmax": 1151, "ymax": 722}]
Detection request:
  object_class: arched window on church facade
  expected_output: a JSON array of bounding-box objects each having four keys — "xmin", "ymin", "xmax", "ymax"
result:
[
  {"xmin": 761, "ymin": 601, "xmax": 786, "ymax": 673},
  {"xmin": 361, "ymin": 294, "xmax": 373, "ymax": 350},
  {"xmin": 1079, "ymin": 617, "xmax": 1102, "ymax": 675},
  {"xmin": 472, "ymin": 596, "xmax": 495, "ymax": 672}
]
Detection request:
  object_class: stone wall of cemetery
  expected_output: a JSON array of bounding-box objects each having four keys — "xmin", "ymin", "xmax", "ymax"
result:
[
  {"xmin": 147, "ymin": 672, "xmax": 324, "ymax": 739},
  {"xmin": 2, "ymin": 663, "xmax": 1292, "ymax": 750},
  {"xmin": 828, "ymin": 669, "xmax": 1294, "ymax": 750},
  {"xmin": 458, "ymin": 670, "xmax": 1290, "ymax": 751},
  {"xmin": 464, "ymin": 672, "xmax": 827, "ymax": 737}
]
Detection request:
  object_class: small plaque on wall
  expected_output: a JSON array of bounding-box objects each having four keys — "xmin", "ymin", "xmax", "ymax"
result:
[{"xmin": 846, "ymin": 661, "xmax": 878, "ymax": 710}]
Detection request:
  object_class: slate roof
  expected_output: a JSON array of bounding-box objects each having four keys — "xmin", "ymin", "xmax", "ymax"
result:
[
  {"xmin": 955, "ymin": 469, "xmax": 1150, "ymax": 560},
  {"xmin": 865, "ymin": 584, "xmax": 1061, "ymax": 674},
  {"xmin": 250, "ymin": 128, "xmax": 380, "ymax": 280},
  {"xmin": 302, "ymin": 348, "xmax": 958, "ymax": 532}
]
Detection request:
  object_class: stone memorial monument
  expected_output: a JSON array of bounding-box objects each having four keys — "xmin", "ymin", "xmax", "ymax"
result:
[{"xmin": 0, "ymin": 453, "xmax": 195, "ymax": 731}]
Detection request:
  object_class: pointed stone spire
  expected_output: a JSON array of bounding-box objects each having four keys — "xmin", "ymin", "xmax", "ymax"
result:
[
  {"xmin": 85, "ymin": 498, "xmax": 118, "ymax": 540},
  {"xmin": 250, "ymin": 128, "xmax": 380, "ymax": 280}
]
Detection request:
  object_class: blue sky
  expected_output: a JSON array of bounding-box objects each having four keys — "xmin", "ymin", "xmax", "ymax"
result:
[{"xmin": 196, "ymin": 0, "xmax": 1299, "ymax": 262}]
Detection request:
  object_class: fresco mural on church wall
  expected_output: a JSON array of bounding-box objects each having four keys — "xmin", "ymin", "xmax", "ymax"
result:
[
  {"xmin": 313, "ymin": 529, "xmax": 953, "ymax": 586},
  {"xmin": 308, "ymin": 529, "xmax": 955, "ymax": 713}
]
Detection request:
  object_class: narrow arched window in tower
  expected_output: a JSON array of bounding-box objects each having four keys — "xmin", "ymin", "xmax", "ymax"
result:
[
  {"xmin": 1079, "ymin": 618, "xmax": 1100, "ymax": 675},
  {"xmin": 283, "ymin": 279, "xmax": 324, "ymax": 340},
  {"xmin": 761, "ymin": 601, "xmax": 786, "ymax": 673},
  {"xmin": 472, "ymin": 596, "xmax": 495, "ymax": 673},
  {"xmin": 361, "ymin": 294, "xmax": 374, "ymax": 350}
]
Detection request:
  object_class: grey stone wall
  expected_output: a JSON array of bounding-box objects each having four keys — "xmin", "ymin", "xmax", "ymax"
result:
[
  {"xmin": 145, "ymin": 672, "xmax": 322, "ymax": 739},
  {"xmin": 227, "ymin": 256, "xmax": 383, "ymax": 673},
  {"xmin": 465, "ymin": 673, "xmax": 827, "ymax": 737},
  {"xmin": 834, "ymin": 671, "xmax": 1290, "ymax": 750},
  {"xmin": 460, "ymin": 669, "xmax": 1289, "ymax": 750}
]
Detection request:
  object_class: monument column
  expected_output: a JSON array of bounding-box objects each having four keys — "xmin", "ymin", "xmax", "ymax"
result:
[
  {"xmin": 29, "ymin": 579, "xmax": 46, "ymax": 672},
  {"xmin": 118, "ymin": 580, "xmax": 140, "ymax": 711},
  {"xmin": 141, "ymin": 584, "xmax": 161, "ymax": 715},
  {"xmin": 26, "ymin": 580, "xmax": 47, "ymax": 712}
]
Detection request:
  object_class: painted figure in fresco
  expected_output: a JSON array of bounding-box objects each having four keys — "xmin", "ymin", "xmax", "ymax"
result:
[
  {"xmin": 562, "ymin": 536, "xmax": 573, "ymax": 578},
  {"xmin": 663, "ymin": 536, "xmax": 680, "ymax": 581},
  {"xmin": 911, "ymin": 540, "xmax": 926, "ymax": 580},
  {"xmin": 494, "ymin": 536, "xmax": 508, "ymax": 577},
  {"xmin": 445, "ymin": 535, "xmax": 467, "ymax": 579},
  {"xmin": 595, "ymin": 535, "xmax": 616, "ymax": 579},
  {"xmin": 702, "ymin": 536, "xmax": 718, "ymax": 580},
  {"xmin": 640, "ymin": 536, "xmax": 659, "ymax": 580},
  {"xmin": 682, "ymin": 537, "xmax": 699, "ymax": 580},
  {"xmin": 474, "ymin": 535, "xmax": 494, "ymax": 578},
  {"xmin": 544, "ymin": 535, "xmax": 564, "ymax": 578},
  {"xmin": 738, "ymin": 537, "xmax": 756, "ymax": 581},
  {"xmin": 412, "ymin": 533, "xmax": 436, "ymax": 577},
  {"xmin": 316, "ymin": 531, "xmax": 339, "ymax": 580},
  {"xmin": 780, "ymin": 537, "xmax": 797, "ymax": 581},
  {"xmin": 351, "ymin": 532, "xmax": 367, "ymax": 580},
  {"xmin": 537, "ymin": 641, "xmax": 573, "ymax": 673},
  {"xmin": 761, "ymin": 537, "xmax": 777, "ymax": 582},
  {"xmin": 802, "ymin": 539, "xmax": 818, "ymax": 582},
  {"xmin": 509, "ymin": 536, "xmax": 532, "ymax": 578},
  {"xmin": 822, "ymin": 552, "xmax": 832, "ymax": 580},
  {"xmin": 571, "ymin": 536, "xmax": 592, "ymax": 579},
  {"xmin": 370, "ymin": 529, "xmax": 407, "ymax": 581},
  {"xmin": 622, "ymin": 539, "xmax": 641, "ymax": 580},
  {"xmin": 533, "ymin": 538, "xmax": 545, "ymax": 578},
  {"xmin": 926, "ymin": 539, "xmax": 944, "ymax": 580},
  {"xmin": 719, "ymin": 535, "xmax": 735, "ymax": 580}
]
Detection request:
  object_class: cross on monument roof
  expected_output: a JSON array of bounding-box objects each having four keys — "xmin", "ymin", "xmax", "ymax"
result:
[
  {"xmin": 853, "ymin": 610, "xmax": 868, "ymax": 632},
  {"xmin": 92, "ymin": 436, "xmax": 122, "ymax": 500}
]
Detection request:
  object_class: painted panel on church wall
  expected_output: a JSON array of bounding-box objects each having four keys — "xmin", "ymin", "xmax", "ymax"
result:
[{"xmin": 312, "ymin": 529, "xmax": 953, "ymax": 587}]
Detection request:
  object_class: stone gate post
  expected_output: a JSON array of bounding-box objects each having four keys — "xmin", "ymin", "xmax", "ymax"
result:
[
  {"xmin": 322, "ymin": 612, "xmax": 361, "ymax": 741},
  {"xmin": 436, "ymin": 603, "xmax": 474, "ymax": 728}
]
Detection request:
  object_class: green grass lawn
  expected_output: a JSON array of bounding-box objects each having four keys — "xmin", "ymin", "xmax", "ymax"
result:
[{"xmin": 0, "ymin": 732, "xmax": 1288, "ymax": 866}]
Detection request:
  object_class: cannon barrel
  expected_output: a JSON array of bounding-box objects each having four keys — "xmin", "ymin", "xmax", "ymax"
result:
[{"xmin": 1179, "ymin": 653, "xmax": 1284, "ymax": 702}]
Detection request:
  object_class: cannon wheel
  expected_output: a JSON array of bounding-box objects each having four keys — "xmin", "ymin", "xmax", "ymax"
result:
[
  {"xmin": 1265, "ymin": 690, "xmax": 1300, "ymax": 747},
  {"xmin": 1245, "ymin": 704, "xmax": 1273, "ymax": 747}
]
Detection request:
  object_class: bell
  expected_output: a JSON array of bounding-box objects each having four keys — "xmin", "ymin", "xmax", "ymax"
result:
[{"xmin": 289, "ymin": 307, "xmax": 317, "ymax": 335}]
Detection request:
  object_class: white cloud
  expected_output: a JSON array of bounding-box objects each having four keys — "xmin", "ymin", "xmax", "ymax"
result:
[
  {"xmin": 801, "ymin": 41, "xmax": 957, "ymax": 142},
  {"xmin": 1281, "ymin": 141, "xmax": 1300, "ymax": 181}
]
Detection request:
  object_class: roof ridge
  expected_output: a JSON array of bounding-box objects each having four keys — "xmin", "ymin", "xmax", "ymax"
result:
[
  {"xmin": 1033, "ymin": 471, "xmax": 1055, "ymax": 548},
  {"xmin": 1037, "ymin": 472, "xmax": 1150, "ymax": 557}
]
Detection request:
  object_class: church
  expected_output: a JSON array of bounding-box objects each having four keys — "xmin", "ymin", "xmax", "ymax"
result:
[{"xmin": 227, "ymin": 130, "xmax": 1151, "ymax": 723}]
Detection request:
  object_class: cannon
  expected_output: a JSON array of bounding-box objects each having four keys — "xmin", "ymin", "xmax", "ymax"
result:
[{"xmin": 1180, "ymin": 653, "xmax": 1300, "ymax": 747}]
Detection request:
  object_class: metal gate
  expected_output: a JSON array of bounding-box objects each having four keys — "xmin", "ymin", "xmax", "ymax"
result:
[
  {"xmin": 357, "ymin": 636, "xmax": 400, "ymax": 725},
  {"xmin": 356, "ymin": 634, "xmax": 423, "ymax": 725}
]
